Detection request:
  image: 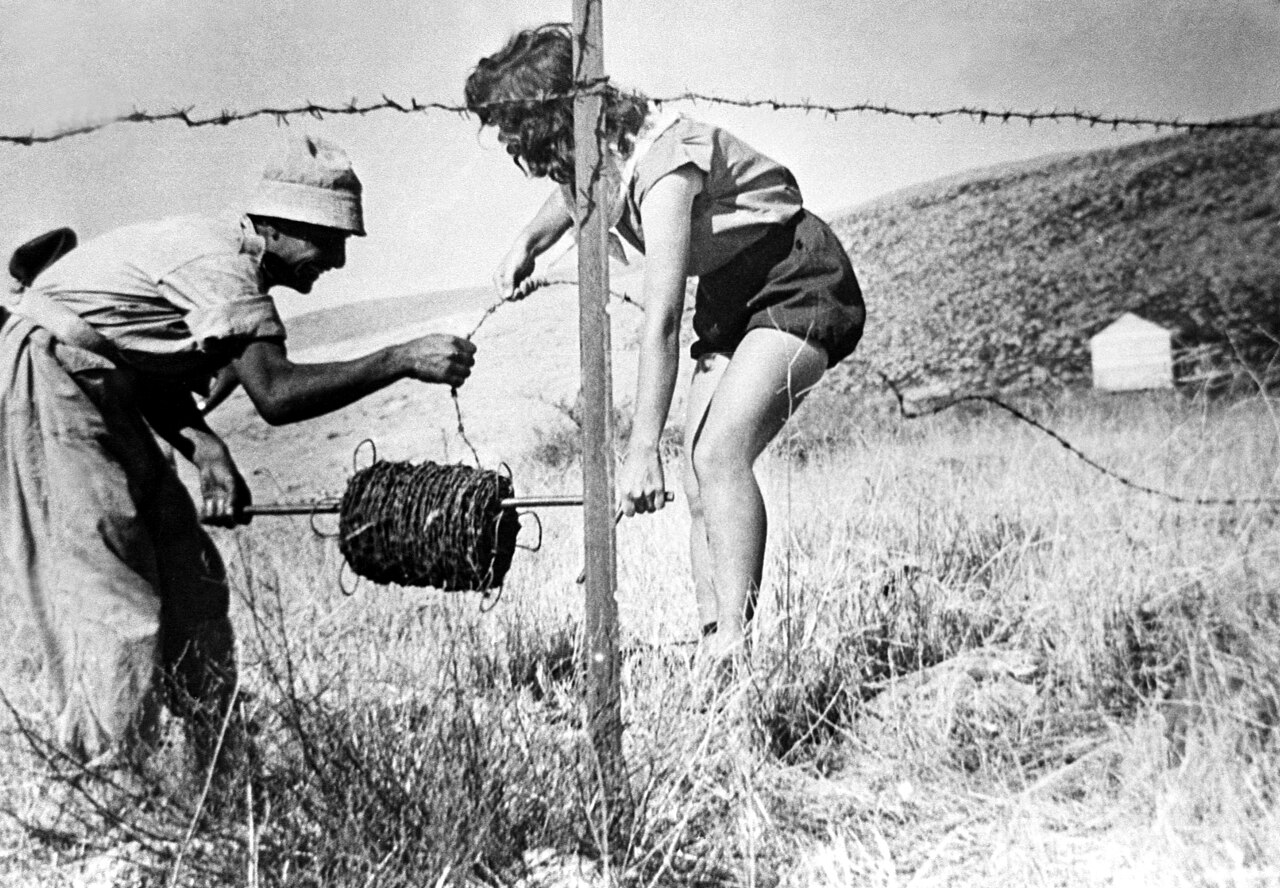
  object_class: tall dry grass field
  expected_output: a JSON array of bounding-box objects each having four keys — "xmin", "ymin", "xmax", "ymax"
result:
[{"xmin": 2, "ymin": 386, "xmax": 1278, "ymax": 887}]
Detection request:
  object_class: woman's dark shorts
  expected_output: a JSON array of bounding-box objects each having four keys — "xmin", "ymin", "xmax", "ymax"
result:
[{"xmin": 691, "ymin": 209, "xmax": 865, "ymax": 368}]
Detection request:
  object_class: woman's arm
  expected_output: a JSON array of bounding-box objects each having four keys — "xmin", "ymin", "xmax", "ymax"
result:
[
  {"xmin": 619, "ymin": 165, "xmax": 703, "ymax": 515},
  {"xmin": 230, "ymin": 333, "xmax": 476, "ymax": 426},
  {"xmin": 494, "ymin": 188, "xmax": 574, "ymax": 296}
]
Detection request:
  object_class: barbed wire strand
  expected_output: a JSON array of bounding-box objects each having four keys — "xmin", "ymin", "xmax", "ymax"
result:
[
  {"xmin": 861, "ymin": 362, "xmax": 1280, "ymax": 507},
  {"xmin": 449, "ymin": 275, "xmax": 637, "ymax": 466},
  {"xmin": 5, "ymin": 86, "xmax": 1279, "ymax": 146},
  {"xmin": 449, "ymin": 293, "xmax": 514, "ymax": 466}
]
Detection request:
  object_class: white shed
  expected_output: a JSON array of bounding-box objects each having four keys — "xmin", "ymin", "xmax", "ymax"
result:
[{"xmin": 1090, "ymin": 312, "xmax": 1173, "ymax": 391}]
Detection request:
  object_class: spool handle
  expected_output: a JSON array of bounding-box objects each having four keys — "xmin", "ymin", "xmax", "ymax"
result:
[{"xmin": 244, "ymin": 491, "xmax": 673, "ymax": 517}]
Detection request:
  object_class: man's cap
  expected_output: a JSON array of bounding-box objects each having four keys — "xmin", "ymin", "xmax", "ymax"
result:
[{"xmin": 247, "ymin": 136, "xmax": 366, "ymax": 236}]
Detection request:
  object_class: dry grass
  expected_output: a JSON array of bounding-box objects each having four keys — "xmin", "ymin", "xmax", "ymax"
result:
[{"xmin": 2, "ymin": 384, "xmax": 1278, "ymax": 886}]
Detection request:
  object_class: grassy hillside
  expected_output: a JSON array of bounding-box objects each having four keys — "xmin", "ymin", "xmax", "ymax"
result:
[{"xmin": 829, "ymin": 111, "xmax": 1280, "ymax": 395}]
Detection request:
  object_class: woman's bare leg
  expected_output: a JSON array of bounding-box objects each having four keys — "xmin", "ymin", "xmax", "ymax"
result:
[
  {"xmin": 683, "ymin": 354, "xmax": 730, "ymax": 633},
  {"xmin": 689, "ymin": 329, "xmax": 827, "ymax": 654}
]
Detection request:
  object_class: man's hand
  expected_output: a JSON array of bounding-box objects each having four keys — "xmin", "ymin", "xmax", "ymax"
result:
[
  {"xmin": 395, "ymin": 335, "xmax": 477, "ymax": 388},
  {"xmin": 194, "ymin": 438, "xmax": 252, "ymax": 527}
]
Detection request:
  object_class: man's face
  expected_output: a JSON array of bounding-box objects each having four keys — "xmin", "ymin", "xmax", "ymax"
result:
[{"xmin": 263, "ymin": 222, "xmax": 348, "ymax": 294}]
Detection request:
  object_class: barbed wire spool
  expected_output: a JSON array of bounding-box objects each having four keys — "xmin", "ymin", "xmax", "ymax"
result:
[{"xmin": 337, "ymin": 460, "xmax": 520, "ymax": 591}]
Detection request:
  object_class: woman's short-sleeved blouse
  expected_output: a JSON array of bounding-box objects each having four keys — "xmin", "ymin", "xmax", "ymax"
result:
[
  {"xmin": 29, "ymin": 215, "xmax": 285, "ymax": 379},
  {"xmin": 614, "ymin": 114, "xmax": 804, "ymax": 277}
]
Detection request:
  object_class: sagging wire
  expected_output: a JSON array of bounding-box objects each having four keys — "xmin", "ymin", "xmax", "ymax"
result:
[{"xmin": 862, "ymin": 362, "xmax": 1280, "ymax": 508}]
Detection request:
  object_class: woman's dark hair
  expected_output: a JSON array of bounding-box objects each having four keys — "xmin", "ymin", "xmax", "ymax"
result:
[{"xmin": 465, "ymin": 23, "xmax": 649, "ymax": 184}]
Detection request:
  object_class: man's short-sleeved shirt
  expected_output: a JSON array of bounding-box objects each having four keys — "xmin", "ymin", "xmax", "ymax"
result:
[
  {"xmin": 30, "ymin": 215, "xmax": 285, "ymax": 378},
  {"xmin": 615, "ymin": 114, "xmax": 804, "ymax": 277}
]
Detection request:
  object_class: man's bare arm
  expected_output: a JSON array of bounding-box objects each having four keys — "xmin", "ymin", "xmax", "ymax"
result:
[
  {"xmin": 231, "ymin": 334, "xmax": 475, "ymax": 426},
  {"xmin": 138, "ymin": 384, "xmax": 251, "ymax": 526}
]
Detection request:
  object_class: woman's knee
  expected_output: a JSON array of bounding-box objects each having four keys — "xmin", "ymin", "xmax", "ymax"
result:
[
  {"xmin": 689, "ymin": 429, "xmax": 753, "ymax": 490},
  {"xmin": 682, "ymin": 458, "xmax": 706, "ymax": 519}
]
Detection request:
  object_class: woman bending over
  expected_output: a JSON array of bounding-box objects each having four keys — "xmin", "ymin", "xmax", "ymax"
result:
[{"xmin": 466, "ymin": 24, "xmax": 865, "ymax": 663}]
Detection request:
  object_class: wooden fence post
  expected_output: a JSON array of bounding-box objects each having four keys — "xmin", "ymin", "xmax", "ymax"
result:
[{"xmin": 572, "ymin": 0, "xmax": 626, "ymax": 812}]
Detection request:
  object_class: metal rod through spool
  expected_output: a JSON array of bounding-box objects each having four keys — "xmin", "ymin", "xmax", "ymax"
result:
[{"xmin": 245, "ymin": 491, "xmax": 674, "ymax": 517}]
